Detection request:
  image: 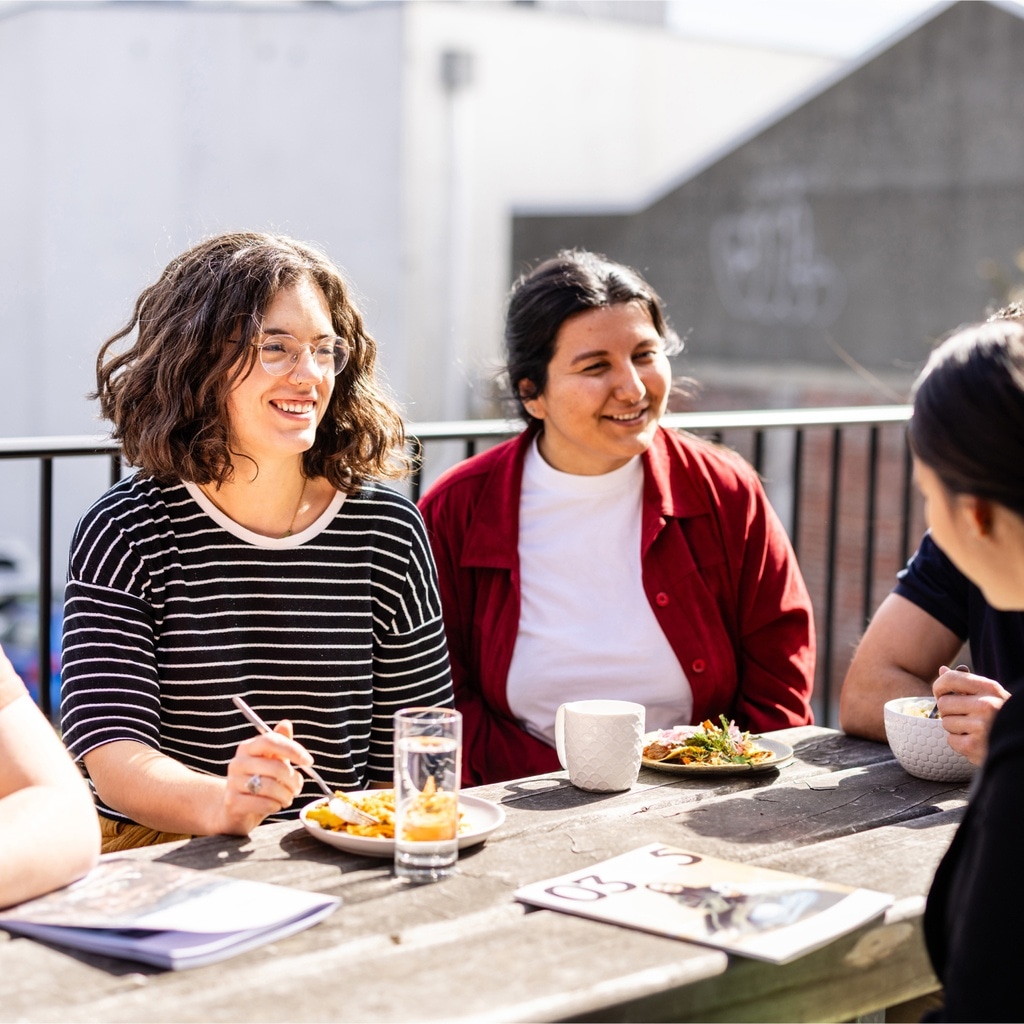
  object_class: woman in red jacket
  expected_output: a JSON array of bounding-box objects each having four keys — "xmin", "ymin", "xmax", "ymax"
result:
[{"xmin": 419, "ymin": 250, "xmax": 815, "ymax": 785}]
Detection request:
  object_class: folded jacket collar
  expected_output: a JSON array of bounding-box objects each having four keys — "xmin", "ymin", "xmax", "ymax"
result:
[{"xmin": 460, "ymin": 424, "xmax": 714, "ymax": 569}]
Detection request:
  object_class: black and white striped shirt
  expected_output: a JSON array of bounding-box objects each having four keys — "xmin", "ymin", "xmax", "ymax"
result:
[{"xmin": 60, "ymin": 474, "xmax": 453, "ymax": 822}]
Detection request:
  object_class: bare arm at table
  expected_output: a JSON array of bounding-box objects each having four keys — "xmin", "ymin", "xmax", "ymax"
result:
[
  {"xmin": 0, "ymin": 650, "xmax": 100, "ymax": 908},
  {"xmin": 83, "ymin": 722, "xmax": 312, "ymax": 838},
  {"xmin": 839, "ymin": 593, "xmax": 963, "ymax": 742}
]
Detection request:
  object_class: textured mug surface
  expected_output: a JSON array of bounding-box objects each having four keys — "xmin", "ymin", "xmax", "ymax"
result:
[{"xmin": 554, "ymin": 699, "xmax": 646, "ymax": 792}]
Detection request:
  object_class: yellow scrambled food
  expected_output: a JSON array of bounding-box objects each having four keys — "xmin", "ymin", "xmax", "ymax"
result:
[
  {"xmin": 307, "ymin": 786, "xmax": 465, "ymax": 840},
  {"xmin": 307, "ymin": 790, "xmax": 397, "ymax": 837}
]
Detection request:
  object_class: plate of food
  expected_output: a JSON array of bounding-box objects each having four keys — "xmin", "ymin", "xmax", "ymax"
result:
[
  {"xmin": 641, "ymin": 717, "xmax": 794, "ymax": 775},
  {"xmin": 299, "ymin": 789, "xmax": 505, "ymax": 857}
]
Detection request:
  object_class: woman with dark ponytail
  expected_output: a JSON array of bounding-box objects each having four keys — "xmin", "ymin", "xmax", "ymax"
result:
[
  {"xmin": 419, "ymin": 249, "xmax": 815, "ymax": 785},
  {"xmin": 910, "ymin": 318, "xmax": 1024, "ymax": 1021}
]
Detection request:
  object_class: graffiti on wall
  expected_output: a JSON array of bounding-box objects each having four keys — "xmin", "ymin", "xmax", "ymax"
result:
[{"xmin": 710, "ymin": 197, "xmax": 845, "ymax": 328}]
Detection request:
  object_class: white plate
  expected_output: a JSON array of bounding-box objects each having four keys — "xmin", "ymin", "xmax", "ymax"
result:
[
  {"xmin": 299, "ymin": 792, "xmax": 505, "ymax": 858},
  {"xmin": 641, "ymin": 732, "xmax": 794, "ymax": 775}
]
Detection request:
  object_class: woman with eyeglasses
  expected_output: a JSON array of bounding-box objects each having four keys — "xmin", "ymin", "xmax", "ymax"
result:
[
  {"xmin": 909, "ymin": 319, "xmax": 1024, "ymax": 1021},
  {"xmin": 60, "ymin": 232, "xmax": 453, "ymax": 851},
  {"xmin": 419, "ymin": 250, "xmax": 814, "ymax": 786}
]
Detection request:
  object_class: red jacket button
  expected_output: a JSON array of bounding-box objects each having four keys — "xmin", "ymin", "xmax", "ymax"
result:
[
  {"xmin": 691, "ymin": 659, "xmax": 706, "ymax": 673},
  {"xmin": 655, "ymin": 592, "xmax": 670, "ymax": 606}
]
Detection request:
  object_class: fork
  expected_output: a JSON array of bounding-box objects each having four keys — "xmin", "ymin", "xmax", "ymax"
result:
[{"xmin": 230, "ymin": 695, "xmax": 380, "ymax": 826}]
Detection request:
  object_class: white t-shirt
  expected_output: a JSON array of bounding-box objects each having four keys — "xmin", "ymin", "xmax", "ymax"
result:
[{"xmin": 505, "ymin": 438, "xmax": 693, "ymax": 745}]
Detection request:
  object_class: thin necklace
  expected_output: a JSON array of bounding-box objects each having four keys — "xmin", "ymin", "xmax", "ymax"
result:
[
  {"xmin": 282, "ymin": 476, "xmax": 308, "ymax": 538},
  {"xmin": 200, "ymin": 476, "xmax": 308, "ymax": 539}
]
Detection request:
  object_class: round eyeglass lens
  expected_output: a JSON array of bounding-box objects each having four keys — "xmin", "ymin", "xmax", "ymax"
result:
[{"xmin": 257, "ymin": 338, "xmax": 349, "ymax": 377}]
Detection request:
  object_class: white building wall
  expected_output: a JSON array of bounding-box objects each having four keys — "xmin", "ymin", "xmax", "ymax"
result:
[
  {"xmin": 0, "ymin": 0, "xmax": 406, "ymax": 574},
  {"xmin": 401, "ymin": 2, "xmax": 838, "ymax": 424},
  {"xmin": 0, "ymin": 0, "xmax": 837, "ymax": 581},
  {"xmin": 1, "ymin": 1, "xmax": 406, "ymax": 437}
]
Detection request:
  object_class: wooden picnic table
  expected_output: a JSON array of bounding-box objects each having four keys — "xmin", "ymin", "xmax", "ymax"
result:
[{"xmin": 0, "ymin": 725, "xmax": 965, "ymax": 1023}]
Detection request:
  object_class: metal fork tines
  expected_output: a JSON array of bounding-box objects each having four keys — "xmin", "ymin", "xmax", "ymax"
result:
[{"xmin": 327, "ymin": 794, "xmax": 381, "ymax": 827}]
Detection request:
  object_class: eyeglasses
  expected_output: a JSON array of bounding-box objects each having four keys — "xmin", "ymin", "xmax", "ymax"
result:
[{"xmin": 249, "ymin": 335, "xmax": 350, "ymax": 377}]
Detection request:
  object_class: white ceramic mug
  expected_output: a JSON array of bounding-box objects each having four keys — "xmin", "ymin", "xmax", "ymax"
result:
[{"xmin": 554, "ymin": 699, "xmax": 646, "ymax": 792}]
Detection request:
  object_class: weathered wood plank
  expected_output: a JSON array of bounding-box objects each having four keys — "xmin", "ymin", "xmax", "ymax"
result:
[
  {"xmin": 0, "ymin": 728, "xmax": 964, "ymax": 1024},
  {"xmin": 0, "ymin": 908, "xmax": 727, "ymax": 1023},
  {"xmin": 571, "ymin": 906, "xmax": 938, "ymax": 1023},
  {"xmin": 753, "ymin": 806, "xmax": 964, "ymax": 897}
]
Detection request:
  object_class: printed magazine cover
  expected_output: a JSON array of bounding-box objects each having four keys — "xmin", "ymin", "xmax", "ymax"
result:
[
  {"xmin": 514, "ymin": 843, "xmax": 893, "ymax": 964},
  {"xmin": 0, "ymin": 857, "xmax": 339, "ymax": 969}
]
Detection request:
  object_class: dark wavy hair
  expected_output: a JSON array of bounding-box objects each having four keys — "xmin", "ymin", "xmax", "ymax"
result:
[
  {"xmin": 909, "ymin": 319, "xmax": 1024, "ymax": 518},
  {"xmin": 94, "ymin": 231, "xmax": 410, "ymax": 492},
  {"xmin": 504, "ymin": 249, "xmax": 682, "ymax": 421}
]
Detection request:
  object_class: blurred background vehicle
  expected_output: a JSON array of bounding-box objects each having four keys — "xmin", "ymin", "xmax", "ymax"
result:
[
  {"xmin": 0, "ymin": 599, "xmax": 62, "ymax": 711},
  {"xmin": 0, "ymin": 539, "xmax": 60, "ymax": 711}
]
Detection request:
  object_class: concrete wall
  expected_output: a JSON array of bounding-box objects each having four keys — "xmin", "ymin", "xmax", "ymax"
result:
[
  {"xmin": 401, "ymin": 1, "xmax": 838, "ymax": 422},
  {"xmin": 512, "ymin": 1, "xmax": 1024, "ymax": 386},
  {"xmin": 1, "ymin": 1, "xmax": 407, "ymax": 434},
  {"xmin": 509, "ymin": 2, "xmax": 1024, "ymax": 708}
]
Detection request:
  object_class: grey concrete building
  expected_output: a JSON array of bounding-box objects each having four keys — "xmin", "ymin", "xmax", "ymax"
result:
[
  {"xmin": 512, "ymin": 0, "xmax": 1024, "ymax": 400},
  {"xmin": 510, "ymin": 0, "xmax": 1024, "ymax": 713}
]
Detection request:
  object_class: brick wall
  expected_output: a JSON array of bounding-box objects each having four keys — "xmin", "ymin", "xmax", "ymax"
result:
[{"xmin": 683, "ymin": 361, "xmax": 927, "ymax": 726}]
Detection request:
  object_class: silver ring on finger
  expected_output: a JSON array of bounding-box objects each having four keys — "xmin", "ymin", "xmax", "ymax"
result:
[{"xmin": 246, "ymin": 773, "xmax": 263, "ymax": 796}]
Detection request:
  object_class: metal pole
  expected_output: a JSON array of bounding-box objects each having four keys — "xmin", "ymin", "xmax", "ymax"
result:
[{"xmin": 37, "ymin": 458, "xmax": 54, "ymax": 722}]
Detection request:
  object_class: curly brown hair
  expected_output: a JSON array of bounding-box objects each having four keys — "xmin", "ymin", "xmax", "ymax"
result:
[{"xmin": 94, "ymin": 231, "xmax": 410, "ymax": 492}]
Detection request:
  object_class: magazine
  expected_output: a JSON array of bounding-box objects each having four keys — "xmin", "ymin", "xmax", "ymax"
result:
[
  {"xmin": 514, "ymin": 842, "xmax": 892, "ymax": 964},
  {"xmin": 0, "ymin": 857, "xmax": 339, "ymax": 970}
]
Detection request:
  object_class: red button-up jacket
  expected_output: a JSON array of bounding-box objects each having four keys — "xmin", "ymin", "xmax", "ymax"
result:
[{"xmin": 418, "ymin": 425, "xmax": 815, "ymax": 785}]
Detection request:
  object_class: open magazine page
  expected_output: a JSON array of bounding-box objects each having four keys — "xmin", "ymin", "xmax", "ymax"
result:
[
  {"xmin": 0, "ymin": 858, "xmax": 339, "ymax": 969},
  {"xmin": 514, "ymin": 843, "xmax": 892, "ymax": 964}
]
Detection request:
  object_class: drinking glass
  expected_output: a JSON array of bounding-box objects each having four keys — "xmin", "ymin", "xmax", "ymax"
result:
[{"xmin": 393, "ymin": 707, "xmax": 462, "ymax": 882}]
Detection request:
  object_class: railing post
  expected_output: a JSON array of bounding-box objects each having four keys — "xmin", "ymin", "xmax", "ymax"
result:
[
  {"xmin": 899, "ymin": 434, "xmax": 914, "ymax": 568},
  {"xmin": 37, "ymin": 457, "xmax": 54, "ymax": 722},
  {"xmin": 862, "ymin": 426, "xmax": 880, "ymax": 628},
  {"xmin": 822, "ymin": 427, "xmax": 843, "ymax": 726},
  {"xmin": 790, "ymin": 429, "xmax": 804, "ymax": 557},
  {"xmin": 409, "ymin": 437, "xmax": 425, "ymax": 503}
]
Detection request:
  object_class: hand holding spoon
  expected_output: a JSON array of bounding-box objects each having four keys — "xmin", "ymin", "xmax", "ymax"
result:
[
  {"xmin": 231, "ymin": 695, "xmax": 380, "ymax": 825},
  {"xmin": 928, "ymin": 664, "xmax": 970, "ymax": 719}
]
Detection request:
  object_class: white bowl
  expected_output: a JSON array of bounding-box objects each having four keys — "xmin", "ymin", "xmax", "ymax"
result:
[{"xmin": 883, "ymin": 697, "xmax": 977, "ymax": 783}]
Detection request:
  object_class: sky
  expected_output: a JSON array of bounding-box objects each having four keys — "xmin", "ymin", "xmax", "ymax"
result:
[{"xmin": 665, "ymin": 0, "xmax": 996, "ymax": 59}]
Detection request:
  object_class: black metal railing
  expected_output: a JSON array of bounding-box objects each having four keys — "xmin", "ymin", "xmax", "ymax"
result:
[{"xmin": 0, "ymin": 405, "xmax": 919, "ymax": 727}]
